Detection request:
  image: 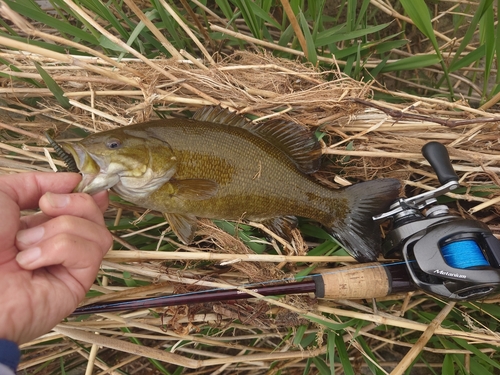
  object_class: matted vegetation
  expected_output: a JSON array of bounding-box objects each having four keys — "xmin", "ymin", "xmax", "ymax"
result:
[{"xmin": 1, "ymin": 0, "xmax": 500, "ymax": 374}]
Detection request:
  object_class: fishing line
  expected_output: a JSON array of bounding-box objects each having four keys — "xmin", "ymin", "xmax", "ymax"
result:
[{"xmin": 441, "ymin": 240, "xmax": 489, "ymax": 269}]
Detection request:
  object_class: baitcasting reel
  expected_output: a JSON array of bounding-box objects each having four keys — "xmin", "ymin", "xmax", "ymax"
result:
[{"xmin": 374, "ymin": 142, "xmax": 500, "ymax": 301}]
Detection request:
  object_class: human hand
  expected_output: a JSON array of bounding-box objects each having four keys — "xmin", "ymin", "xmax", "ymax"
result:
[{"xmin": 0, "ymin": 172, "xmax": 112, "ymax": 344}]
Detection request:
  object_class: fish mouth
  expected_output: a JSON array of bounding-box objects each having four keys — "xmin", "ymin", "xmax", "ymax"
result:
[{"xmin": 61, "ymin": 143, "xmax": 103, "ymax": 194}]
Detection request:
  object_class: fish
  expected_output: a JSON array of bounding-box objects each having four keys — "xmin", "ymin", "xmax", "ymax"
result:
[{"xmin": 61, "ymin": 106, "xmax": 400, "ymax": 262}]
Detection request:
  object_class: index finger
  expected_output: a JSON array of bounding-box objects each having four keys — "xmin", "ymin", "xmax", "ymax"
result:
[{"xmin": 0, "ymin": 172, "xmax": 82, "ymax": 210}]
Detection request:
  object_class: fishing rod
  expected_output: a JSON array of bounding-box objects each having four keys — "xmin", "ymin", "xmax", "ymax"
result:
[
  {"xmin": 71, "ymin": 262, "xmax": 413, "ymax": 315},
  {"xmin": 71, "ymin": 142, "xmax": 500, "ymax": 316}
]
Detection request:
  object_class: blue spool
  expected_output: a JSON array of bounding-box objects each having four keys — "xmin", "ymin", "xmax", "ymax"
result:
[{"xmin": 441, "ymin": 240, "xmax": 489, "ymax": 269}]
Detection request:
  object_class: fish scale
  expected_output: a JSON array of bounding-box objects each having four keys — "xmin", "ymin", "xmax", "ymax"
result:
[{"xmin": 143, "ymin": 121, "xmax": 329, "ymax": 220}]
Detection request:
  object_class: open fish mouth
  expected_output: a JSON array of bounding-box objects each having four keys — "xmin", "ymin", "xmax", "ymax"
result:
[{"xmin": 61, "ymin": 143, "xmax": 101, "ymax": 193}]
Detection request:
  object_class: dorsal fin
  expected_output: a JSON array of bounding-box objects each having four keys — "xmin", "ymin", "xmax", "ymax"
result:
[
  {"xmin": 192, "ymin": 106, "xmax": 249, "ymax": 127},
  {"xmin": 192, "ymin": 106, "xmax": 322, "ymax": 173}
]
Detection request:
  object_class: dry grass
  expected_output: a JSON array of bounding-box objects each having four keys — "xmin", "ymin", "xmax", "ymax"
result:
[{"xmin": 2, "ymin": 2, "xmax": 500, "ymax": 374}]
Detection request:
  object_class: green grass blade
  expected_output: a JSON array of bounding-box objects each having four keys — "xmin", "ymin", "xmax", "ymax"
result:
[
  {"xmin": 357, "ymin": 336, "xmax": 384, "ymax": 374},
  {"xmin": 353, "ymin": 40, "xmax": 362, "ymax": 79},
  {"xmin": 442, "ymin": 354, "xmax": 455, "ymax": 375},
  {"xmin": 245, "ymin": 0, "xmax": 281, "ymax": 31},
  {"xmin": 45, "ymin": 0, "xmax": 98, "ymax": 42},
  {"xmin": 379, "ymin": 54, "xmax": 441, "ymax": 73},
  {"xmin": 497, "ymin": 0, "xmax": 500, "ymax": 83},
  {"xmin": 98, "ymin": 35, "xmax": 129, "ymax": 53},
  {"xmin": 308, "ymin": 0, "xmax": 326, "ymax": 38},
  {"xmin": 278, "ymin": 23, "xmax": 295, "ymax": 48},
  {"xmin": 304, "ymin": 315, "xmax": 357, "ymax": 331},
  {"xmin": 33, "ymin": 62, "xmax": 71, "ymax": 109},
  {"xmin": 315, "ymin": 23, "xmax": 390, "ymax": 48},
  {"xmin": 354, "ymin": 0, "xmax": 371, "ymax": 30},
  {"xmin": 479, "ymin": 5, "xmax": 495, "ymax": 99},
  {"xmin": 399, "ymin": 0, "xmax": 454, "ymax": 97},
  {"xmin": 449, "ymin": 45, "xmax": 485, "ymax": 72},
  {"xmin": 298, "ymin": 11, "xmax": 317, "ymax": 64},
  {"xmin": 84, "ymin": 0, "xmax": 129, "ymax": 39},
  {"xmin": 300, "ymin": 332, "xmax": 317, "ymax": 348},
  {"xmin": 151, "ymin": 0, "xmax": 186, "ymax": 51},
  {"xmin": 399, "ymin": 0, "xmax": 438, "ymax": 50},
  {"xmin": 292, "ymin": 324, "xmax": 308, "ymax": 346},
  {"xmin": 311, "ymin": 356, "xmax": 330, "ymax": 375},
  {"xmin": 231, "ymin": 0, "xmax": 261, "ymax": 40},
  {"xmin": 327, "ymin": 330, "xmax": 336, "ymax": 375},
  {"xmin": 335, "ymin": 332, "xmax": 354, "ymax": 375},
  {"xmin": 294, "ymin": 265, "xmax": 318, "ymax": 280},
  {"xmin": 346, "ymin": 0, "xmax": 356, "ymax": 31},
  {"xmin": 59, "ymin": 356, "xmax": 67, "ymax": 374},
  {"xmin": 453, "ymin": 337, "xmax": 500, "ymax": 371},
  {"xmin": 0, "ymin": 15, "xmax": 17, "ymax": 35},
  {"xmin": 302, "ymin": 358, "xmax": 312, "ymax": 375},
  {"xmin": 327, "ymin": 34, "xmax": 403, "ymax": 60},
  {"xmin": 470, "ymin": 357, "xmax": 494, "ymax": 375},
  {"xmin": 117, "ymin": 9, "xmax": 160, "ymax": 59},
  {"xmin": 373, "ymin": 38, "xmax": 408, "ymax": 54},
  {"xmin": 289, "ymin": 0, "xmax": 302, "ymax": 14},
  {"xmin": 305, "ymin": 239, "xmax": 341, "ymax": 256},
  {"xmin": 448, "ymin": 0, "xmax": 494, "ymax": 69},
  {"xmin": 215, "ymin": 0, "xmax": 233, "ymax": 21},
  {"xmin": 3, "ymin": 0, "xmax": 99, "ymax": 45},
  {"xmin": 0, "ymin": 57, "xmax": 43, "ymax": 88}
]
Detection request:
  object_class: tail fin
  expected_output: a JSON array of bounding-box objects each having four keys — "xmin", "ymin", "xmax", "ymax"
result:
[{"xmin": 333, "ymin": 179, "xmax": 401, "ymax": 262}]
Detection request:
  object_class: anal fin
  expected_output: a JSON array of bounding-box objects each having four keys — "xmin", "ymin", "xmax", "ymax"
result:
[
  {"xmin": 262, "ymin": 215, "xmax": 298, "ymax": 241},
  {"xmin": 164, "ymin": 212, "xmax": 198, "ymax": 244}
]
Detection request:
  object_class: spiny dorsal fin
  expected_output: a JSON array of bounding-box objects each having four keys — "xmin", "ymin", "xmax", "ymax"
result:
[
  {"xmin": 192, "ymin": 106, "xmax": 248, "ymax": 127},
  {"xmin": 192, "ymin": 106, "xmax": 322, "ymax": 174},
  {"xmin": 243, "ymin": 119, "xmax": 322, "ymax": 173}
]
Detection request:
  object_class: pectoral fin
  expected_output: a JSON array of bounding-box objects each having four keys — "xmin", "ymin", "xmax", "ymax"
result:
[
  {"xmin": 167, "ymin": 179, "xmax": 219, "ymax": 200},
  {"xmin": 164, "ymin": 212, "xmax": 198, "ymax": 244}
]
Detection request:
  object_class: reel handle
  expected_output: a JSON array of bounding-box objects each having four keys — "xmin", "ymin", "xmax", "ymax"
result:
[
  {"xmin": 422, "ymin": 142, "xmax": 459, "ymax": 185},
  {"xmin": 373, "ymin": 142, "xmax": 460, "ymax": 222}
]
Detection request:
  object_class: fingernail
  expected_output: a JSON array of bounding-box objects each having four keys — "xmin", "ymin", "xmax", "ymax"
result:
[
  {"xmin": 16, "ymin": 226, "xmax": 44, "ymax": 246},
  {"xmin": 45, "ymin": 192, "xmax": 70, "ymax": 208},
  {"xmin": 16, "ymin": 247, "xmax": 41, "ymax": 267}
]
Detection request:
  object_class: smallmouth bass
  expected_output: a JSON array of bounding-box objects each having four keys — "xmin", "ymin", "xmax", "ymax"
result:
[{"xmin": 62, "ymin": 107, "xmax": 400, "ymax": 262}]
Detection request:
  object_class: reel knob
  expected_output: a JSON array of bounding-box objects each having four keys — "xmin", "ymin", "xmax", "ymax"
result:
[{"xmin": 422, "ymin": 142, "xmax": 459, "ymax": 188}]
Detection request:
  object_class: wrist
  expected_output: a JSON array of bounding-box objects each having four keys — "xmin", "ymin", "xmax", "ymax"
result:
[{"xmin": 0, "ymin": 339, "xmax": 20, "ymax": 373}]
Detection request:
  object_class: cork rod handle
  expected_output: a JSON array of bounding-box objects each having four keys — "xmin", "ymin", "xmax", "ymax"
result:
[{"xmin": 314, "ymin": 262, "xmax": 392, "ymax": 299}]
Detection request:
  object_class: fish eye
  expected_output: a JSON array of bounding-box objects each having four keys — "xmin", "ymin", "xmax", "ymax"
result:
[{"xmin": 106, "ymin": 138, "xmax": 122, "ymax": 150}]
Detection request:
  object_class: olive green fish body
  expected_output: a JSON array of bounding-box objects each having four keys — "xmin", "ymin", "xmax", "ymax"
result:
[
  {"xmin": 131, "ymin": 120, "xmax": 342, "ymax": 225},
  {"xmin": 63, "ymin": 107, "xmax": 400, "ymax": 261}
]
